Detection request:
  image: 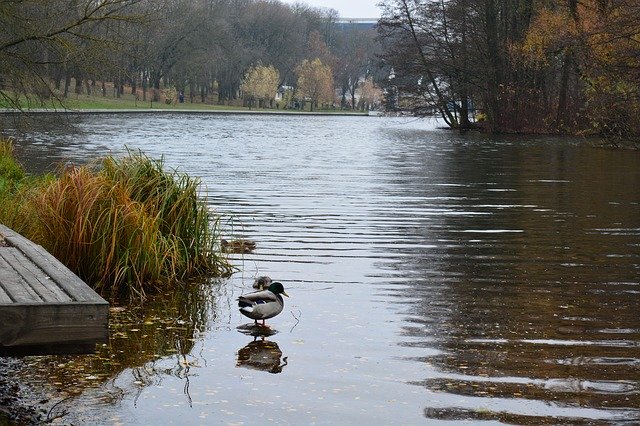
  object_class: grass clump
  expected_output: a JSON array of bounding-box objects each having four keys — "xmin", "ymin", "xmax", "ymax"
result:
[
  {"xmin": 0, "ymin": 140, "xmax": 49, "ymax": 237},
  {"xmin": 0, "ymin": 140, "xmax": 232, "ymax": 301}
]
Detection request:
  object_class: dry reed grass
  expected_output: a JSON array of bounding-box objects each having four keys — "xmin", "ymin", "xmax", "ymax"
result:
[{"xmin": 0, "ymin": 140, "xmax": 232, "ymax": 301}]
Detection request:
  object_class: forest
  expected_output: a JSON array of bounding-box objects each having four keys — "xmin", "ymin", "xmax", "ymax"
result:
[
  {"xmin": 378, "ymin": 0, "xmax": 640, "ymax": 138},
  {"xmin": 2, "ymin": 0, "xmax": 639, "ymax": 138},
  {"xmin": 0, "ymin": 0, "xmax": 380, "ymax": 111}
]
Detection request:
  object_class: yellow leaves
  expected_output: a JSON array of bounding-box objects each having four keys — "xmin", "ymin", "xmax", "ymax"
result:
[
  {"xmin": 241, "ymin": 62, "xmax": 280, "ymax": 105},
  {"xmin": 514, "ymin": 1, "xmax": 640, "ymax": 79},
  {"xmin": 295, "ymin": 58, "xmax": 334, "ymax": 106},
  {"xmin": 513, "ymin": 8, "xmax": 576, "ymax": 68}
]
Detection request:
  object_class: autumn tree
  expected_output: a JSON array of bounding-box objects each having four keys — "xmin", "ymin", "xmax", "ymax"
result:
[
  {"xmin": 378, "ymin": 0, "xmax": 535, "ymax": 131},
  {"xmin": 380, "ymin": 0, "xmax": 640, "ymax": 137},
  {"xmin": 295, "ymin": 58, "xmax": 334, "ymax": 111},
  {"xmin": 241, "ymin": 63, "xmax": 280, "ymax": 108},
  {"xmin": 515, "ymin": 0, "xmax": 640, "ymax": 137},
  {"xmin": 0, "ymin": 0, "xmax": 380, "ymax": 115}
]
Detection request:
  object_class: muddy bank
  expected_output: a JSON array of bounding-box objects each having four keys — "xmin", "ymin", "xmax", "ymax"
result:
[{"xmin": 0, "ymin": 359, "xmax": 44, "ymax": 425}]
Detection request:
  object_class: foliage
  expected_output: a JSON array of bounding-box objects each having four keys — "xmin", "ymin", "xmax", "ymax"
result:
[
  {"xmin": 0, "ymin": 0, "xmax": 379, "ymax": 113},
  {"xmin": 241, "ymin": 63, "xmax": 280, "ymax": 108},
  {"xmin": 0, "ymin": 140, "xmax": 48, "ymax": 237},
  {"xmin": 0, "ymin": 141, "xmax": 24, "ymax": 189},
  {"xmin": 379, "ymin": 0, "xmax": 640, "ymax": 137},
  {"xmin": 163, "ymin": 87, "xmax": 177, "ymax": 105},
  {"xmin": 0, "ymin": 140, "xmax": 232, "ymax": 301},
  {"xmin": 295, "ymin": 58, "xmax": 335, "ymax": 111}
]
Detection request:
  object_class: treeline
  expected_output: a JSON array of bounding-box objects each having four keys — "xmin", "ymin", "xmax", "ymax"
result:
[
  {"xmin": 0, "ymin": 0, "xmax": 380, "ymax": 110},
  {"xmin": 379, "ymin": 0, "xmax": 640, "ymax": 137}
]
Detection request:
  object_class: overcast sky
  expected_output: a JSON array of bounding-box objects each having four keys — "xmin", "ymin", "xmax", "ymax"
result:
[{"xmin": 278, "ymin": 0, "xmax": 382, "ymax": 18}]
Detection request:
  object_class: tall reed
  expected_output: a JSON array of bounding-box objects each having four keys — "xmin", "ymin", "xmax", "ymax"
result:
[{"xmin": 0, "ymin": 140, "xmax": 232, "ymax": 301}]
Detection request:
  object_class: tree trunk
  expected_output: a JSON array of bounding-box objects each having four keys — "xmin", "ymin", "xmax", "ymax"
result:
[
  {"xmin": 484, "ymin": 0, "xmax": 502, "ymax": 132},
  {"xmin": 555, "ymin": 49, "xmax": 573, "ymax": 130},
  {"xmin": 63, "ymin": 74, "xmax": 71, "ymax": 98}
]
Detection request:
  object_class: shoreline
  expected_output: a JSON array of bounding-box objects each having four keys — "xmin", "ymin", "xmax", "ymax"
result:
[{"xmin": 0, "ymin": 107, "xmax": 376, "ymax": 117}]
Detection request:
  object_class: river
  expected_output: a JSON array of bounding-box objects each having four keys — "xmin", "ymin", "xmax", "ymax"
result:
[{"xmin": 2, "ymin": 112, "xmax": 640, "ymax": 424}]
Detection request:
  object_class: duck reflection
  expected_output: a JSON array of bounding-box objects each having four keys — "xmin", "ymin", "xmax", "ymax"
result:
[{"xmin": 236, "ymin": 332, "xmax": 288, "ymax": 374}]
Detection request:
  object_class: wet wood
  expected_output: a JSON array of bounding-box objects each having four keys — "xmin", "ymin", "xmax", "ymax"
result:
[{"xmin": 0, "ymin": 224, "xmax": 108, "ymax": 356}]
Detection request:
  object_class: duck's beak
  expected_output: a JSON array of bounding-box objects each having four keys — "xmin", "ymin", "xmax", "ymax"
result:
[{"xmin": 282, "ymin": 291, "xmax": 289, "ymax": 297}]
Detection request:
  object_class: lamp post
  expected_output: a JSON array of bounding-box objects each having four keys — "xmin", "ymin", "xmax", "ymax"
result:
[{"xmin": 386, "ymin": 67, "xmax": 397, "ymax": 111}]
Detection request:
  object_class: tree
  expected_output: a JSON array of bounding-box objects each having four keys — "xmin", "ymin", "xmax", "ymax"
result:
[
  {"xmin": 295, "ymin": 58, "xmax": 334, "ymax": 111},
  {"xmin": 379, "ymin": 0, "xmax": 640, "ymax": 137},
  {"xmin": 359, "ymin": 77, "xmax": 382, "ymax": 111},
  {"xmin": 515, "ymin": 0, "xmax": 640, "ymax": 137},
  {"xmin": 0, "ymin": 0, "xmax": 144, "ymax": 109},
  {"xmin": 333, "ymin": 26, "xmax": 377, "ymax": 109},
  {"xmin": 241, "ymin": 63, "xmax": 280, "ymax": 108},
  {"xmin": 378, "ymin": 0, "xmax": 473, "ymax": 128},
  {"xmin": 0, "ymin": 0, "xmax": 381, "ymax": 116}
]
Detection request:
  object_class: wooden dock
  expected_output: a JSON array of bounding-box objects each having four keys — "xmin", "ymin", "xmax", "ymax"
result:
[{"xmin": 0, "ymin": 224, "xmax": 108, "ymax": 356}]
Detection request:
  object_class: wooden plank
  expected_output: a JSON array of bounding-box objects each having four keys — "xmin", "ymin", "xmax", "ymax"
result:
[
  {"xmin": 0, "ymin": 254, "xmax": 42, "ymax": 303},
  {"xmin": 0, "ymin": 303, "xmax": 109, "ymax": 348},
  {"xmin": 0, "ymin": 280, "xmax": 12, "ymax": 303},
  {"xmin": 0, "ymin": 248, "xmax": 72, "ymax": 303},
  {"xmin": 24, "ymin": 243, "xmax": 104, "ymax": 301},
  {"xmin": 0, "ymin": 225, "xmax": 109, "ymax": 355},
  {"xmin": 0, "ymin": 224, "xmax": 105, "ymax": 303}
]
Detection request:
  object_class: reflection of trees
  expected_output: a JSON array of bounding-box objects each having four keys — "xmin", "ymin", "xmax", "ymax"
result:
[
  {"xmin": 18, "ymin": 279, "xmax": 224, "ymax": 397},
  {"xmin": 373, "ymin": 133, "xmax": 640, "ymax": 422}
]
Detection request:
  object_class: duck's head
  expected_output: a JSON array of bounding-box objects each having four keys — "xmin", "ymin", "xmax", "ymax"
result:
[
  {"xmin": 253, "ymin": 276, "xmax": 272, "ymax": 289},
  {"xmin": 268, "ymin": 282, "xmax": 289, "ymax": 297}
]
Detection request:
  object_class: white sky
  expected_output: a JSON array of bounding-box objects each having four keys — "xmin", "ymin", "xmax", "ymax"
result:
[{"xmin": 278, "ymin": 0, "xmax": 382, "ymax": 18}]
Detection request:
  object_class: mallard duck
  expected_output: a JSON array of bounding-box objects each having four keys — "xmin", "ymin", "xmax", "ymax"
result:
[
  {"xmin": 221, "ymin": 238, "xmax": 256, "ymax": 253},
  {"xmin": 238, "ymin": 282, "xmax": 289, "ymax": 325},
  {"xmin": 253, "ymin": 275, "xmax": 272, "ymax": 290}
]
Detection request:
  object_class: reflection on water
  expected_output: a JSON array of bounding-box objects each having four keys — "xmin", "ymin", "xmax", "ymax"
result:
[
  {"xmin": 236, "ymin": 338, "xmax": 288, "ymax": 374},
  {"xmin": 375, "ymin": 132, "xmax": 640, "ymax": 423},
  {"xmin": 1, "ymin": 113, "xmax": 639, "ymax": 424},
  {"xmin": 11, "ymin": 279, "xmax": 221, "ymax": 405}
]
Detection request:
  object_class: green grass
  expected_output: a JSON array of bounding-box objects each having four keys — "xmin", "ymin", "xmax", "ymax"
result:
[
  {"xmin": 61, "ymin": 93, "xmax": 248, "ymax": 111},
  {"xmin": 1, "ymin": 88, "xmax": 368, "ymax": 114},
  {"xmin": 0, "ymin": 140, "xmax": 233, "ymax": 301}
]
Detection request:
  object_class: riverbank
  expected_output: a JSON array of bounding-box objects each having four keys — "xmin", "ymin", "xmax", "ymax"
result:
[
  {"xmin": 0, "ymin": 358, "xmax": 44, "ymax": 425},
  {"xmin": 0, "ymin": 92, "xmax": 373, "ymax": 117},
  {"xmin": 0, "ymin": 107, "xmax": 374, "ymax": 117}
]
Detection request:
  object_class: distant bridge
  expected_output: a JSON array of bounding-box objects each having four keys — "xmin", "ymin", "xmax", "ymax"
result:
[
  {"xmin": 335, "ymin": 18, "xmax": 379, "ymax": 24},
  {"xmin": 335, "ymin": 18, "xmax": 378, "ymax": 30}
]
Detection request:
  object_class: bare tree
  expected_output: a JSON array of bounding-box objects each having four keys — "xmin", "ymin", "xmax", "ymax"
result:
[{"xmin": 0, "ymin": 0, "xmax": 144, "ymax": 109}]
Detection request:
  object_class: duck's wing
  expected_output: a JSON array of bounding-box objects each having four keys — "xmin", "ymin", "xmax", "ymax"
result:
[
  {"xmin": 238, "ymin": 289, "xmax": 279, "ymax": 306},
  {"xmin": 238, "ymin": 290, "xmax": 284, "ymax": 320}
]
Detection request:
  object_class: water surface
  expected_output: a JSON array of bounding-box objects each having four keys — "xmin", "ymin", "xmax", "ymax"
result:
[{"xmin": 3, "ymin": 113, "xmax": 640, "ymax": 424}]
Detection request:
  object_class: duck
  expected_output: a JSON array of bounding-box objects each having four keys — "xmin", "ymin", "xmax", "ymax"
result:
[
  {"xmin": 238, "ymin": 282, "xmax": 289, "ymax": 326},
  {"xmin": 253, "ymin": 275, "xmax": 272, "ymax": 290},
  {"xmin": 221, "ymin": 238, "xmax": 256, "ymax": 254}
]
